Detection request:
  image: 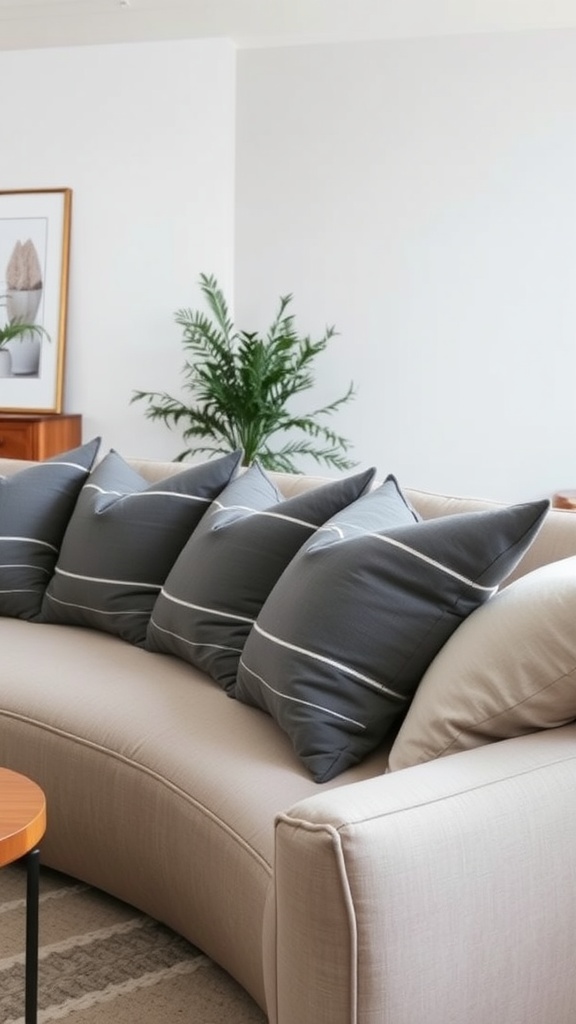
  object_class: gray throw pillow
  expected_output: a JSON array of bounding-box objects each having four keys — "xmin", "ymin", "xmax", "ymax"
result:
[
  {"xmin": 146, "ymin": 462, "xmax": 377, "ymax": 692},
  {"xmin": 235, "ymin": 483, "xmax": 549, "ymax": 782},
  {"xmin": 0, "ymin": 438, "xmax": 101, "ymax": 621},
  {"xmin": 41, "ymin": 448, "xmax": 242, "ymax": 646}
]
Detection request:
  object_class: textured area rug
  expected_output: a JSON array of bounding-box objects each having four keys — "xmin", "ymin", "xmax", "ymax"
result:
[{"xmin": 0, "ymin": 862, "xmax": 267, "ymax": 1024}]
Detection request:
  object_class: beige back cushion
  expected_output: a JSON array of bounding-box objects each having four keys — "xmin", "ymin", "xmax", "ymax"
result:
[{"xmin": 388, "ymin": 555, "xmax": 576, "ymax": 770}]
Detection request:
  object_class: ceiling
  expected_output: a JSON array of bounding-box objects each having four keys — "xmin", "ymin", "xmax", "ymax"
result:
[{"xmin": 2, "ymin": 0, "xmax": 576, "ymax": 52}]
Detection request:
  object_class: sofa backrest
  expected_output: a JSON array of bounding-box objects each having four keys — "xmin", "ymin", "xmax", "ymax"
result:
[
  {"xmin": 132, "ymin": 460, "xmax": 576, "ymax": 588},
  {"xmin": 2, "ymin": 454, "xmax": 574, "ymax": 588}
]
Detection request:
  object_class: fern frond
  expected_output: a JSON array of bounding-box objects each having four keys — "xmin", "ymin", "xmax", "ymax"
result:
[
  {"xmin": 197, "ymin": 273, "xmax": 235, "ymax": 344},
  {"xmin": 132, "ymin": 274, "xmax": 356, "ymax": 472}
]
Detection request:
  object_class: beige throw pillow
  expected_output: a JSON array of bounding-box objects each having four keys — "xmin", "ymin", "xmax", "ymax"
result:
[{"xmin": 387, "ymin": 555, "xmax": 576, "ymax": 771}]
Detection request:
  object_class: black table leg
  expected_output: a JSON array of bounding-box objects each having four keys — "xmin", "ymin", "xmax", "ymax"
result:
[{"xmin": 24, "ymin": 847, "xmax": 40, "ymax": 1024}]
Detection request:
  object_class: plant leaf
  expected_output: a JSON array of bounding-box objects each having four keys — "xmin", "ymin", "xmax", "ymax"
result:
[{"xmin": 132, "ymin": 274, "xmax": 356, "ymax": 472}]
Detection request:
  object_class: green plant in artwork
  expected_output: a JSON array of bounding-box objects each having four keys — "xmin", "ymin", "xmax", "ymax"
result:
[
  {"xmin": 132, "ymin": 273, "xmax": 356, "ymax": 472},
  {"xmin": 0, "ymin": 320, "xmax": 49, "ymax": 348}
]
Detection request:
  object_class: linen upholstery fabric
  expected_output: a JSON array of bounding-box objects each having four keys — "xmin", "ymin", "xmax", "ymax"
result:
[
  {"xmin": 387, "ymin": 554, "xmax": 576, "ymax": 770},
  {"xmin": 0, "ymin": 437, "xmax": 100, "ymax": 621},
  {"xmin": 146, "ymin": 462, "xmax": 377, "ymax": 693},
  {"xmin": 236, "ymin": 490, "xmax": 549, "ymax": 782},
  {"xmin": 0, "ymin": 616, "xmax": 392, "ymax": 1013},
  {"xmin": 3, "ymin": 457, "xmax": 576, "ymax": 1024},
  {"xmin": 41, "ymin": 448, "xmax": 242, "ymax": 645}
]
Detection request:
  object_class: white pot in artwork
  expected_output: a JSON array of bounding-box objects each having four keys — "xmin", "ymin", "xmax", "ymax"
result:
[
  {"xmin": 6, "ymin": 333, "xmax": 41, "ymax": 376},
  {"xmin": 5, "ymin": 287, "xmax": 43, "ymax": 324},
  {"xmin": 0, "ymin": 348, "xmax": 12, "ymax": 378}
]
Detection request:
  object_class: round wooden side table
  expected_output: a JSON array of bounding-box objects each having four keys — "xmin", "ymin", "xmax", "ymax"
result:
[{"xmin": 0, "ymin": 768, "xmax": 46, "ymax": 1024}]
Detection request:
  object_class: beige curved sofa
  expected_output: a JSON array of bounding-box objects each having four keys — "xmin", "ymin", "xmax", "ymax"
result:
[{"xmin": 1, "ymin": 454, "xmax": 576, "ymax": 1024}]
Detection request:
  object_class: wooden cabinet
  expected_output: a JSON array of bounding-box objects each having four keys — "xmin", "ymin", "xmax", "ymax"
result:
[{"xmin": 0, "ymin": 414, "xmax": 82, "ymax": 460}]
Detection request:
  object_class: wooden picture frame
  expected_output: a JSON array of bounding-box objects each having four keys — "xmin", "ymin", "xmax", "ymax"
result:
[{"xmin": 0, "ymin": 188, "xmax": 72, "ymax": 413}]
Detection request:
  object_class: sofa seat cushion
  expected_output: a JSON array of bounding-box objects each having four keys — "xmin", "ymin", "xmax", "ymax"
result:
[
  {"xmin": 0, "ymin": 617, "xmax": 389, "ymax": 1003},
  {"xmin": 387, "ymin": 555, "xmax": 576, "ymax": 770},
  {"xmin": 0, "ymin": 618, "xmax": 388, "ymax": 859}
]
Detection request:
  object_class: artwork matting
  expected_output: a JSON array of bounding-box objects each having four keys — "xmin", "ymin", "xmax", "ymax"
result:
[{"xmin": 0, "ymin": 188, "xmax": 72, "ymax": 413}]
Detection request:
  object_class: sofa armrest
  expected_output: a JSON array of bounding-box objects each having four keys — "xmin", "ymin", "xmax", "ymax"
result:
[{"xmin": 266, "ymin": 725, "xmax": 576, "ymax": 1024}]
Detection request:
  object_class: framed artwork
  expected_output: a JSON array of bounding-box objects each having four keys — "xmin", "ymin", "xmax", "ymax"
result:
[{"xmin": 0, "ymin": 188, "xmax": 72, "ymax": 413}]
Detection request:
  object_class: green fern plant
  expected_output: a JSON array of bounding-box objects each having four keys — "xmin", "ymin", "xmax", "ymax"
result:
[{"xmin": 132, "ymin": 273, "xmax": 356, "ymax": 472}]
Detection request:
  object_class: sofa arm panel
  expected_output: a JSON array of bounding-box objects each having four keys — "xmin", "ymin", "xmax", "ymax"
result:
[
  {"xmin": 268, "ymin": 726, "xmax": 576, "ymax": 1024},
  {"xmin": 266, "ymin": 816, "xmax": 359, "ymax": 1024}
]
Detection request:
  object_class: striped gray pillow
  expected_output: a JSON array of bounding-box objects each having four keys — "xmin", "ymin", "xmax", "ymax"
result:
[
  {"xmin": 235, "ymin": 484, "xmax": 549, "ymax": 782},
  {"xmin": 146, "ymin": 462, "xmax": 377, "ymax": 692},
  {"xmin": 41, "ymin": 448, "xmax": 242, "ymax": 645},
  {"xmin": 0, "ymin": 438, "xmax": 101, "ymax": 621}
]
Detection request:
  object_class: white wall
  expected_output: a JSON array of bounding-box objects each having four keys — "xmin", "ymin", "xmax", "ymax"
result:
[
  {"xmin": 236, "ymin": 31, "xmax": 576, "ymax": 501},
  {"xmin": 3, "ymin": 31, "xmax": 576, "ymax": 500},
  {"xmin": 0, "ymin": 39, "xmax": 236, "ymax": 459}
]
